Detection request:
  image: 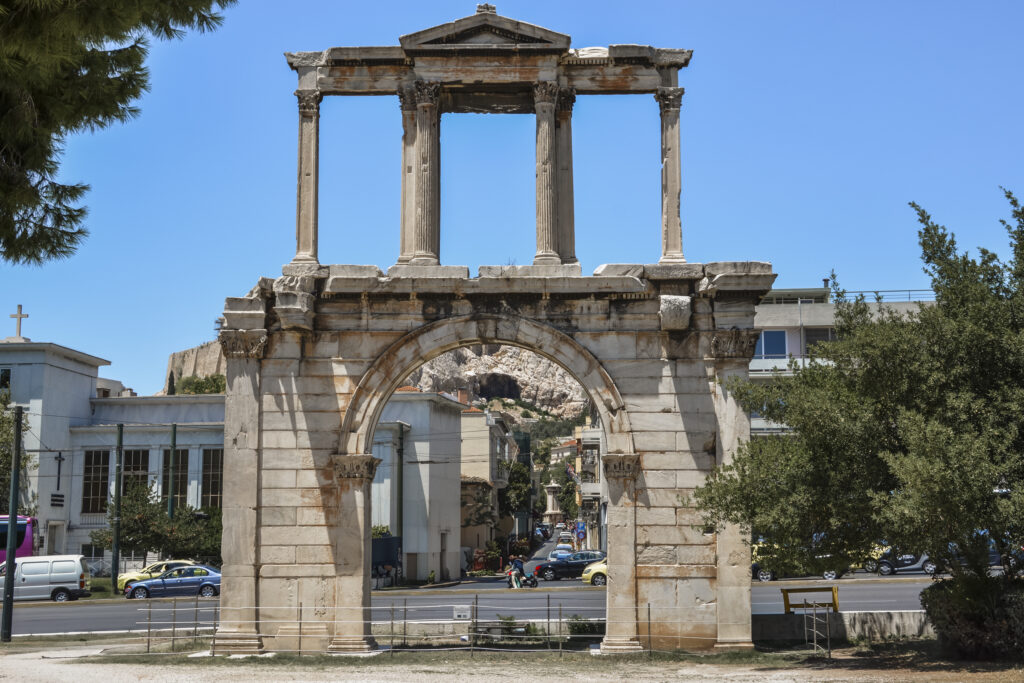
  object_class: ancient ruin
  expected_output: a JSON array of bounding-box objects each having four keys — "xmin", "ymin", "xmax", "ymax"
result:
[{"xmin": 213, "ymin": 6, "xmax": 774, "ymax": 654}]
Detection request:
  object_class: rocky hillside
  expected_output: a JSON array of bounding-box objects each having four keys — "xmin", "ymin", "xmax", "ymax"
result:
[
  {"xmin": 161, "ymin": 341, "xmax": 588, "ymax": 418},
  {"xmin": 404, "ymin": 345, "xmax": 588, "ymax": 418}
]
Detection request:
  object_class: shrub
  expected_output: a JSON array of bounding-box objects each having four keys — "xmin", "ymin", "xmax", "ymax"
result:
[
  {"xmin": 567, "ymin": 614, "xmax": 605, "ymax": 636},
  {"xmin": 920, "ymin": 578, "xmax": 1024, "ymax": 660}
]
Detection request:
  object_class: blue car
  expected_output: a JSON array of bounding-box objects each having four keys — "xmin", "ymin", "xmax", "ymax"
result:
[{"xmin": 124, "ymin": 565, "xmax": 221, "ymax": 599}]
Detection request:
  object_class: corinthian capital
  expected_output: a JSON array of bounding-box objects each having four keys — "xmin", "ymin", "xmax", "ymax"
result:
[
  {"xmin": 533, "ymin": 81, "xmax": 559, "ymax": 105},
  {"xmin": 556, "ymin": 87, "xmax": 576, "ymax": 113},
  {"xmin": 218, "ymin": 329, "xmax": 268, "ymax": 359},
  {"xmin": 397, "ymin": 84, "xmax": 417, "ymax": 111},
  {"xmin": 710, "ymin": 328, "xmax": 760, "ymax": 360},
  {"xmin": 333, "ymin": 454, "xmax": 382, "ymax": 482},
  {"xmin": 296, "ymin": 89, "xmax": 323, "ymax": 117},
  {"xmin": 655, "ymin": 86, "xmax": 684, "ymax": 112},
  {"xmin": 413, "ymin": 80, "xmax": 441, "ymax": 106}
]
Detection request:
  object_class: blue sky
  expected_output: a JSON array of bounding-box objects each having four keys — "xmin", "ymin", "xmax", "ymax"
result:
[{"xmin": 3, "ymin": 1, "xmax": 1023, "ymax": 394}]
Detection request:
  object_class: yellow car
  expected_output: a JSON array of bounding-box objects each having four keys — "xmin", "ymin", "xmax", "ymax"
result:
[
  {"xmin": 580, "ymin": 560, "xmax": 607, "ymax": 586},
  {"xmin": 116, "ymin": 560, "xmax": 196, "ymax": 591}
]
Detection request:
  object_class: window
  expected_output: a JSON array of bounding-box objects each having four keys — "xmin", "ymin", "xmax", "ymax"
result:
[
  {"xmin": 82, "ymin": 450, "xmax": 110, "ymax": 513},
  {"xmin": 0, "ymin": 368, "xmax": 10, "ymax": 390},
  {"xmin": 21, "ymin": 561, "xmax": 48, "ymax": 576},
  {"xmin": 804, "ymin": 327, "xmax": 836, "ymax": 352},
  {"xmin": 123, "ymin": 449, "xmax": 149, "ymax": 493},
  {"xmin": 162, "ymin": 449, "xmax": 188, "ymax": 509},
  {"xmin": 52, "ymin": 560, "xmax": 76, "ymax": 573},
  {"xmin": 754, "ymin": 330, "xmax": 787, "ymax": 359},
  {"xmin": 81, "ymin": 543, "xmax": 104, "ymax": 560},
  {"xmin": 201, "ymin": 448, "xmax": 223, "ymax": 508}
]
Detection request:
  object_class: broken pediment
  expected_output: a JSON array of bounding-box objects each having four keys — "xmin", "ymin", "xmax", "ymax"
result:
[{"xmin": 399, "ymin": 7, "xmax": 571, "ymax": 55}]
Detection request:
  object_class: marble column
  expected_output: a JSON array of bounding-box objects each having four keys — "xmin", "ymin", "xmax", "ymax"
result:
[
  {"xmin": 655, "ymin": 87, "xmax": 685, "ymax": 264},
  {"xmin": 600, "ymin": 454, "xmax": 644, "ymax": 653},
  {"xmin": 397, "ymin": 86, "xmax": 417, "ymax": 264},
  {"xmin": 327, "ymin": 454, "xmax": 381, "ymax": 653},
  {"xmin": 533, "ymin": 82, "xmax": 560, "ymax": 265},
  {"xmin": 710, "ymin": 331, "xmax": 759, "ymax": 650},
  {"xmin": 409, "ymin": 81, "xmax": 441, "ymax": 266},
  {"xmin": 555, "ymin": 87, "xmax": 577, "ymax": 265},
  {"xmin": 292, "ymin": 90, "xmax": 322, "ymax": 267},
  {"xmin": 212, "ymin": 330, "xmax": 268, "ymax": 655}
]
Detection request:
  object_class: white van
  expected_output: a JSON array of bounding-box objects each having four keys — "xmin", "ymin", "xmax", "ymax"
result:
[{"xmin": 0, "ymin": 554, "xmax": 91, "ymax": 602}]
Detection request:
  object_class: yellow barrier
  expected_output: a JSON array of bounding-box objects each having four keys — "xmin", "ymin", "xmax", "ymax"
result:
[{"xmin": 780, "ymin": 586, "xmax": 839, "ymax": 614}]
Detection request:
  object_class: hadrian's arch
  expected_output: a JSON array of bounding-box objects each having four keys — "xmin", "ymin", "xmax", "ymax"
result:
[{"xmin": 213, "ymin": 7, "xmax": 775, "ymax": 655}]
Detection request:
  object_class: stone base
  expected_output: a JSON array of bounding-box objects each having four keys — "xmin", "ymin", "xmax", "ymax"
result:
[
  {"xmin": 714, "ymin": 640, "xmax": 755, "ymax": 651},
  {"xmin": 282, "ymin": 260, "xmax": 327, "ymax": 277},
  {"xmin": 211, "ymin": 630, "xmax": 264, "ymax": 655},
  {"xmin": 598, "ymin": 636, "xmax": 645, "ymax": 654},
  {"xmin": 327, "ymin": 636, "xmax": 379, "ymax": 655},
  {"xmin": 478, "ymin": 264, "xmax": 582, "ymax": 277},
  {"xmin": 386, "ymin": 264, "xmax": 471, "ymax": 278}
]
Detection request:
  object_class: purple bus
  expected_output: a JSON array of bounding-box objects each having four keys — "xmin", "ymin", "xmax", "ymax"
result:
[{"xmin": 0, "ymin": 516, "xmax": 38, "ymax": 564}]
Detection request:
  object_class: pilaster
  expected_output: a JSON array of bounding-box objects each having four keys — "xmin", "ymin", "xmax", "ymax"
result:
[
  {"xmin": 533, "ymin": 82, "xmax": 560, "ymax": 265},
  {"xmin": 655, "ymin": 87, "xmax": 685, "ymax": 264},
  {"xmin": 600, "ymin": 454, "xmax": 644, "ymax": 654},
  {"xmin": 327, "ymin": 454, "xmax": 381, "ymax": 654},
  {"xmin": 292, "ymin": 90, "xmax": 322, "ymax": 268}
]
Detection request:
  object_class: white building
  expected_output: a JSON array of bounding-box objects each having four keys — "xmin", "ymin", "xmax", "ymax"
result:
[
  {"xmin": 370, "ymin": 386, "xmax": 463, "ymax": 582},
  {"xmin": 0, "ymin": 335, "xmax": 223, "ymax": 570},
  {"xmin": 460, "ymin": 406, "xmax": 517, "ymax": 555}
]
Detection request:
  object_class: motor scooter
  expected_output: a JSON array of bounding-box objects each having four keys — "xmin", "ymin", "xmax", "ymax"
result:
[{"xmin": 506, "ymin": 568, "xmax": 538, "ymax": 588}]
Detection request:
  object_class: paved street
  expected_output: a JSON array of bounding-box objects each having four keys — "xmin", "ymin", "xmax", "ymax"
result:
[{"xmin": 2, "ymin": 575, "xmax": 933, "ymax": 636}]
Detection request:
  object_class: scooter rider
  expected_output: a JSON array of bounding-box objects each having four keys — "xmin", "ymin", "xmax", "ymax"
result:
[{"xmin": 510, "ymin": 555, "xmax": 525, "ymax": 589}]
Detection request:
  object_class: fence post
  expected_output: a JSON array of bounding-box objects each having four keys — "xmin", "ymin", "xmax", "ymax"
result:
[
  {"xmin": 171, "ymin": 598, "xmax": 178, "ymax": 650},
  {"xmin": 193, "ymin": 593, "xmax": 199, "ymax": 644},
  {"xmin": 558, "ymin": 604, "xmax": 563, "ymax": 658},
  {"xmin": 546, "ymin": 594, "xmax": 551, "ymax": 650},
  {"xmin": 298, "ymin": 601, "xmax": 303, "ymax": 654},
  {"xmin": 147, "ymin": 599, "xmax": 153, "ymax": 653},
  {"xmin": 403, "ymin": 598, "xmax": 408, "ymax": 647},
  {"xmin": 647, "ymin": 602, "xmax": 652, "ymax": 657}
]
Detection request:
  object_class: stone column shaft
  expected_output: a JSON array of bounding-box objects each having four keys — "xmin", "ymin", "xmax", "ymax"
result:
[
  {"xmin": 555, "ymin": 88, "xmax": 577, "ymax": 264},
  {"xmin": 410, "ymin": 81, "xmax": 441, "ymax": 266},
  {"xmin": 712, "ymin": 352, "xmax": 756, "ymax": 650},
  {"xmin": 293, "ymin": 90, "xmax": 322, "ymax": 266},
  {"xmin": 656, "ymin": 87, "xmax": 685, "ymax": 263},
  {"xmin": 328, "ymin": 455, "xmax": 381, "ymax": 653},
  {"xmin": 212, "ymin": 349, "xmax": 265, "ymax": 654},
  {"xmin": 397, "ymin": 87, "xmax": 417, "ymax": 264},
  {"xmin": 600, "ymin": 454, "xmax": 643, "ymax": 653},
  {"xmin": 533, "ymin": 82, "xmax": 560, "ymax": 265}
]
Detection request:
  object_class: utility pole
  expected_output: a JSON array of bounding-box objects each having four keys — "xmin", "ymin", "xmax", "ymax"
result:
[
  {"xmin": 2, "ymin": 406, "xmax": 23, "ymax": 642},
  {"xmin": 167, "ymin": 424, "xmax": 177, "ymax": 518},
  {"xmin": 110, "ymin": 424, "xmax": 123, "ymax": 595}
]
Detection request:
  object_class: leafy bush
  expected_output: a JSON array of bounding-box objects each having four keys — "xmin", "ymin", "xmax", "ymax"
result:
[
  {"xmin": 920, "ymin": 579, "xmax": 1024, "ymax": 660},
  {"xmin": 175, "ymin": 374, "xmax": 226, "ymax": 395},
  {"xmin": 371, "ymin": 524, "xmax": 391, "ymax": 539},
  {"xmin": 567, "ymin": 614, "xmax": 605, "ymax": 636}
]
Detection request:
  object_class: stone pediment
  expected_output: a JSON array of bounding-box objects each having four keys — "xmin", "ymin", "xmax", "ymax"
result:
[{"xmin": 399, "ymin": 9, "xmax": 570, "ymax": 55}]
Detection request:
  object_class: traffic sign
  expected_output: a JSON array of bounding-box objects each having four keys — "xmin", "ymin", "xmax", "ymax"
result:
[{"xmin": 577, "ymin": 530, "xmax": 585, "ymax": 540}]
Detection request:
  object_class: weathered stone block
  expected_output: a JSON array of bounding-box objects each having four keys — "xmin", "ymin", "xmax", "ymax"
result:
[{"xmin": 261, "ymin": 506, "xmax": 298, "ymax": 526}]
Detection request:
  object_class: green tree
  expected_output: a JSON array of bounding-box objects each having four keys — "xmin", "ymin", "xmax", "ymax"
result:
[
  {"xmin": 90, "ymin": 481, "xmax": 221, "ymax": 563},
  {"xmin": 0, "ymin": 391, "xmax": 35, "ymax": 515},
  {"xmin": 175, "ymin": 374, "xmax": 226, "ymax": 394},
  {"xmin": 0, "ymin": 0, "xmax": 235, "ymax": 264},
  {"xmin": 557, "ymin": 479, "xmax": 578, "ymax": 519},
  {"xmin": 498, "ymin": 461, "xmax": 532, "ymax": 519},
  {"xmin": 694, "ymin": 191, "xmax": 1024, "ymax": 656}
]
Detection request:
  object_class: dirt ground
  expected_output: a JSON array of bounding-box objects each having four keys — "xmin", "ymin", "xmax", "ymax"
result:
[{"xmin": 2, "ymin": 641, "xmax": 1023, "ymax": 683}]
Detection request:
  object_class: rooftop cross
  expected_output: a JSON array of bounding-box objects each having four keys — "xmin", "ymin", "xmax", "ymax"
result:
[{"xmin": 10, "ymin": 304, "xmax": 27, "ymax": 337}]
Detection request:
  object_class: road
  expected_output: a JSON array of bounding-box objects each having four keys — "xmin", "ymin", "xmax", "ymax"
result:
[{"xmin": 3, "ymin": 576, "xmax": 931, "ymax": 636}]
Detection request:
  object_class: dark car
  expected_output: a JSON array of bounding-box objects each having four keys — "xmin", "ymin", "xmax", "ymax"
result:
[
  {"xmin": 533, "ymin": 550, "xmax": 605, "ymax": 581},
  {"xmin": 124, "ymin": 565, "xmax": 221, "ymax": 599}
]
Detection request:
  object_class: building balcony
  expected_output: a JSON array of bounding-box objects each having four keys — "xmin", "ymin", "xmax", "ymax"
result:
[
  {"xmin": 749, "ymin": 356, "xmax": 811, "ymax": 375},
  {"xmin": 579, "ymin": 482, "xmax": 601, "ymax": 499}
]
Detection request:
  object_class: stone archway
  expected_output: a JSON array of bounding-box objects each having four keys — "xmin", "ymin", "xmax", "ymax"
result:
[
  {"xmin": 339, "ymin": 314, "xmax": 634, "ymax": 458},
  {"xmin": 211, "ymin": 8, "xmax": 776, "ymax": 657}
]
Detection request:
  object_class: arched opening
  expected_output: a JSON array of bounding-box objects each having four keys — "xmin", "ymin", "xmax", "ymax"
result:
[{"xmin": 358, "ymin": 323, "xmax": 627, "ymax": 586}]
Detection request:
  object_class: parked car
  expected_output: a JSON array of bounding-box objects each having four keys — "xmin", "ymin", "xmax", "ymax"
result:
[
  {"xmin": 116, "ymin": 559, "xmax": 197, "ymax": 591},
  {"xmin": 124, "ymin": 565, "xmax": 221, "ymax": 599},
  {"xmin": 0, "ymin": 554, "xmax": 91, "ymax": 602},
  {"xmin": 554, "ymin": 522, "xmax": 566, "ymax": 530},
  {"xmin": 876, "ymin": 549, "xmax": 937, "ymax": 576},
  {"xmin": 580, "ymin": 559, "xmax": 607, "ymax": 586},
  {"xmin": 547, "ymin": 543, "xmax": 574, "ymax": 561},
  {"xmin": 534, "ymin": 550, "xmax": 606, "ymax": 581},
  {"xmin": 557, "ymin": 531, "xmax": 573, "ymax": 544}
]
